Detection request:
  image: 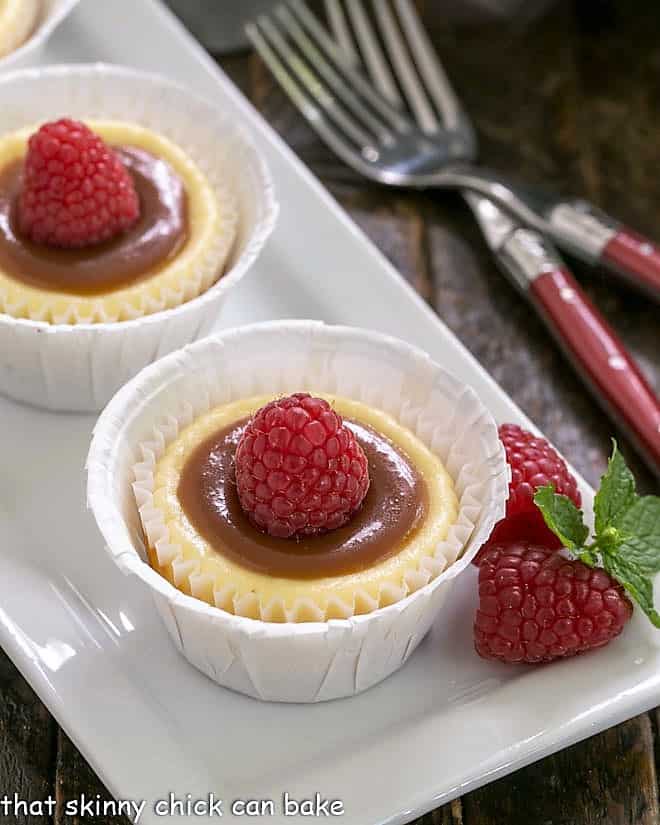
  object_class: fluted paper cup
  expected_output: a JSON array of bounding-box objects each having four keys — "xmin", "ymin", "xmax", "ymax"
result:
[
  {"xmin": 87, "ymin": 321, "xmax": 508, "ymax": 702},
  {"xmin": 0, "ymin": 0, "xmax": 79, "ymax": 69},
  {"xmin": 0, "ymin": 64, "xmax": 277, "ymax": 411}
]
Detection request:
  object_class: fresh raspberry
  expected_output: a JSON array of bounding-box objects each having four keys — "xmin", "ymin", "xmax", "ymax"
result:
[
  {"xmin": 474, "ymin": 542, "xmax": 632, "ymax": 663},
  {"xmin": 235, "ymin": 393, "xmax": 370, "ymax": 539},
  {"xmin": 18, "ymin": 118, "xmax": 140, "ymax": 248},
  {"xmin": 478, "ymin": 424, "xmax": 581, "ymax": 558}
]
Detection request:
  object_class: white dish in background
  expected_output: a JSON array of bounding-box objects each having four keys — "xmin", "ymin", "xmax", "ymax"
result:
[
  {"xmin": 0, "ymin": 0, "xmax": 79, "ymax": 69},
  {"xmin": 1, "ymin": 1, "xmax": 659, "ymax": 824}
]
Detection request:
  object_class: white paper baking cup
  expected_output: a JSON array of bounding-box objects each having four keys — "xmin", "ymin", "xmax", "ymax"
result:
[
  {"xmin": 0, "ymin": 0, "xmax": 79, "ymax": 69},
  {"xmin": 88, "ymin": 322, "xmax": 508, "ymax": 702},
  {"xmin": 0, "ymin": 64, "xmax": 277, "ymax": 411}
]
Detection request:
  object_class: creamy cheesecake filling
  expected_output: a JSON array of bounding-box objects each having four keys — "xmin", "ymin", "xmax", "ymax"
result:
[
  {"xmin": 0, "ymin": 120, "xmax": 235, "ymax": 324},
  {"xmin": 177, "ymin": 417, "xmax": 430, "ymax": 580},
  {"xmin": 0, "ymin": 146, "xmax": 189, "ymax": 295},
  {"xmin": 144, "ymin": 395, "xmax": 459, "ymax": 621}
]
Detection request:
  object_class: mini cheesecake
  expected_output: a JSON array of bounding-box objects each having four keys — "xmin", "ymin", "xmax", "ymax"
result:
[
  {"xmin": 0, "ymin": 0, "xmax": 40, "ymax": 59},
  {"xmin": 0, "ymin": 120, "xmax": 237, "ymax": 323},
  {"xmin": 140, "ymin": 394, "xmax": 459, "ymax": 623}
]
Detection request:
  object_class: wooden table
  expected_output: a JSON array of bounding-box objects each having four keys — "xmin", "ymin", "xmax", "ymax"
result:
[{"xmin": 1, "ymin": 1, "xmax": 658, "ymax": 822}]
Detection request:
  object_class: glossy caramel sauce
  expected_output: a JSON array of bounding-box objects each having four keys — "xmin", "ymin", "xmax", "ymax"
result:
[
  {"xmin": 177, "ymin": 418, "xmax": 430, "ymax": 580},
  {"xmin": 0, "ymin": 146, "xmax": 188, "ymax": 295}
]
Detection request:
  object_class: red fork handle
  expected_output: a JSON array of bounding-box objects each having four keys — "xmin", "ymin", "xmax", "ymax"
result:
[
  {"xmin": 529, "ymin": 268, "xmax": 660, "ymax": 476},
  {"xmin": 546, "ymin": 201, "xmax": 660, "ymax": 302},
  {"xmin": 600, "ymin": 228, "xmax": 660, "ymax": 299}
]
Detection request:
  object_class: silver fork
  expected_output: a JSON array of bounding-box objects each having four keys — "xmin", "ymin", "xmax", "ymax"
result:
[
  {"xmin": 247, "ymin": 0, "xmax": 660, "ymax": 304},
  {"xmin": 246, "ymin": 0, "xmax": 660, "ymax": 476}
]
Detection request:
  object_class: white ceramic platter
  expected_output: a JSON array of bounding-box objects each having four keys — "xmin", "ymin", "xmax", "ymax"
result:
[{"xmin": 1, "ymin": 1, "xmax": 658, "ymax": 823}]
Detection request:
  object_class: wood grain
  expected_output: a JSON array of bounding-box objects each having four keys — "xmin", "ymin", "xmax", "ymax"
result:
[
  {"xmin": 461, "ymin": 714, "xmax": 659, "ymax": 825},
  {"xmin": 54, "ymin": 731, "xmax": 125, "ymax": 825},
  {"xmin": 0, "ymin": 656, "xmax": 56, "ymax": 825},
  {"xmin": 414, "ymin": 798, "xmax": 464, "ymax": 825}
]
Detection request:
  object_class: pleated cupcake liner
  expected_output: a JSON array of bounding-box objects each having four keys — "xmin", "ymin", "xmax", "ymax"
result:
[
  {"xmin": 0, "ymin": 64, "xmax": 278, "ymax": 411},
  {"xmin": 87, "ymin": 321, "xmax": 509, "ymax": 702}
]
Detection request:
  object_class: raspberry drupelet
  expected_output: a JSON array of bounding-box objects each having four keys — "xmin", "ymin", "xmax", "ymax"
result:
[
  {"xmin": 18, "ymin": 118, "xmax": 140, "ymax": 248},
  {"xmin": 235, "ymin": 394, "xmax": 370, "ymax": 539}
]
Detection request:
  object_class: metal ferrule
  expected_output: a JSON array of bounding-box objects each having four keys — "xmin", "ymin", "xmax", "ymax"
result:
[
  {"xmin": 498, "ymin": 228, "xmax": 564, "ymax": 292},
  {"xmin": 547, "ymin": 200, "xmax": 619, "ymax": 262}
]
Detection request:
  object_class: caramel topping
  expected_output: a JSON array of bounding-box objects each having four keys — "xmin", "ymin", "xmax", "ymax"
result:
[
  {"xmin": 177, "ymin": 418, "xmax": 430, "ymax": 580},
  {"xmin": 0, "ymin": 146, "xmax": 188, "ymax": 296}
]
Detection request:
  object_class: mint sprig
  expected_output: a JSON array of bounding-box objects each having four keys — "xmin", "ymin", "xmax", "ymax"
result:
[
  {"xmin": 534, "ymin": 442, "xmax": 660, "ymax": 628},
  {"xmin": 593, "ymin": 441, "xmax": 637, "ymax": 534},
  {"xmin": 533, "ymin": 485, "xmax": 589, "ymax": 552}
]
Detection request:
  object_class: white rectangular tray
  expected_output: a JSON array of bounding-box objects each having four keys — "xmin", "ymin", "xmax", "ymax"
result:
[{"xmin": 2, "ymin": 1, "xmax": 659, "ymax": 823}]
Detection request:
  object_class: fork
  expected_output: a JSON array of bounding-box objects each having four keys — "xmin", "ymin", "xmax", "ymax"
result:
[
  {"xmin": 246, "ymin": 0, "xmax": 660, "ymax": 477},
  {"xmin": 248, "ymin": 0, "xmax": 660, "ymax": 303}
]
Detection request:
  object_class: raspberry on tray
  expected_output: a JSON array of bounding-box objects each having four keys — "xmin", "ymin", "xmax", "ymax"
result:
[
  {"xmin": 480, "ymin": 423, "xmax": 581, "ymax": 554},
  {"xmin": 473, "ymin": 441, "xmax": 660, "ymax": 665},
  {"xmin": 474, "ymin": 542, "xmax": 632, "ymax": 663}
]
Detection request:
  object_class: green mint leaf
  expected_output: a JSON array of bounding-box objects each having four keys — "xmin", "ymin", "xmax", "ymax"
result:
[
  {"xmin": 601, "ymin": 554, "xmax": 660, "ymax": 628},
  {"xmin": 594, "ymin": 441, "xmax": 637, "ymax": 535},
  {"xmin": 617, "ymin": 496, "xmax": 660, "ymax": 574},
  {"xmin": 534, "ymin": 485, "xmax": 589, "ymax": 551}
]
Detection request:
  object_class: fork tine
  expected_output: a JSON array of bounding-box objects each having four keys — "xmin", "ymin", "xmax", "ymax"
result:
[
  {"xmin": 245, "ymin": 21, "xmax": 319, "ymax": 119},
  {"xmin": 343, "ymin": 0, "xmax": 401, "ymax": 106},
  {"xmin": 246, "ymin": 20, "xmax": 379, "ymax": 174},
  {"xmin": 394, "ymin": 0, "xmax": 465, "ymax": 129},
  {"xmin": 324, "ymin": 0, "xmax": 359, "ymax": 64},
  {"xmin": 286, "ymin": 0, "xmax": 410, "ymax": 133},
  {"xmin": 257, "ymin": 14, "xmax": 377, "ymax": 149},
  {"xmin": 276, "ymin": 4, "xmax": 393, "ymax": 145},
  {"xmin": 371, "ymin": 0, "xmax": 438, "ymax": 133}
]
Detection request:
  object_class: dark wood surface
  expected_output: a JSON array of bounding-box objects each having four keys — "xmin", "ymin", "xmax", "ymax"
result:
[{"xmin": 1, "ymin": 1, "xmax": 659, "ymax": 823}]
